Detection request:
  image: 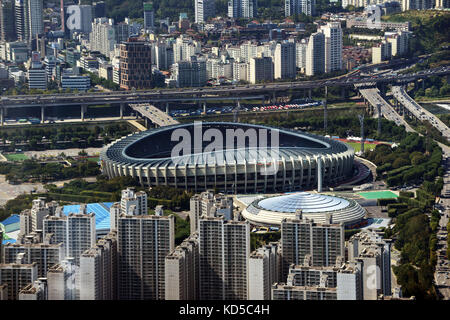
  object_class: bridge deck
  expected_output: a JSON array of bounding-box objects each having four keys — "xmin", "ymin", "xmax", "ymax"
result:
[
  {"xmin": 130, "ymin": 103, "xmax": 179, "ymax": 127},
  {"xmin": 392, "ymin": 86, "xmax": 450, "ymax": 141}
]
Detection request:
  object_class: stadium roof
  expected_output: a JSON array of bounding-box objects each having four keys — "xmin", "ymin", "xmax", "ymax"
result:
[
  {"xmin": 63, "ymin": 202, "xmax": 114, "ymax": 231},
  {"xmin": 101, "ymin": 122, "xmax": 351, "ymax": 167},
  {"xmin": 258, "ymin": 192, "xmax": 350, "ymax": 213}
]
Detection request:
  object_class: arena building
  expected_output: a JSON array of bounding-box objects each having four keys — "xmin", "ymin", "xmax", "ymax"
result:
[
  {"xmin": 100, "ymin": 122, "xmax": 354, "ymax": 193},
  {"xmin": 241, "ymin": 192, "xmax": 366, "ymax": 227}
]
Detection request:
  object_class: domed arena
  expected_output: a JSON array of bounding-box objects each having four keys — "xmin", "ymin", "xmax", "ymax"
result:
[
  {"xmin": 100, "ymin": 122, "xmax": 354, "ymax": 193},
  {"xmin": 241, "ymin": 192, "xmax": 365, "ymax": 227}
]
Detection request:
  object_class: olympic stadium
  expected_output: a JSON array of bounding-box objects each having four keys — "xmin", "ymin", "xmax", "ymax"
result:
[
  {"xmin": 240, "ymin": 192, "xmax": 366, "ymax": 227},
  {"xmin": 100, "ymin": 122, "xmax": 355, "ymax": 193}
]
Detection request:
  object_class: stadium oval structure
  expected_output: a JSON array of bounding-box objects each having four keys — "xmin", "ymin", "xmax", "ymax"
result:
[
  {"xmin": 242, "ymin": 192, "xmax": 366, "ymax": 227},
  {"xmin": 100, "ymin": 122, "xmax": 354, "ymax": 193}
]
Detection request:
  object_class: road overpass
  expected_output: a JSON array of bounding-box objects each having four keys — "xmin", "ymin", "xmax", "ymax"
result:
[
  {"xmin": 357, "ymin": 84, "xmax": 415, "ymax": 133},
  {"xmin": 1, "ymin": 66, "xmax": 449, "ymax": 109},
  {"xmin": 391, "ymin": 85, "xmax": 450, "ymax": 141},
  {"xmin": 129, "ymin": 104, "xmax": 179, "ymax": 127}
]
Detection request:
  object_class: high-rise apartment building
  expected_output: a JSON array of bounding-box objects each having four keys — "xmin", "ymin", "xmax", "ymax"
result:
[
  {"xmin": 120, "ymin": 188, "xmax": 148, "ymax": 216},
  {"xmin": 66, "ymin": 211, "xmax": 96, "ymax": 266},
  {"xmin": 228, "ymin": 0, "xmax": 257, "ymax": 18},
  {"xmin": 248, "ymin": 242, "xmax": 279, "ymax": 300},
  {"xmin": 189, "ymin": 191, "xmax": 234, "ymax": 235},
  {"xmin": 296, "ymin": 39, "xmax": 308, "ymax": 71},
  {"xmin": 274, "ymin": 41, "xmax": 296, "ymax": 79},
  {"xmin": 195, "ymin": 0, "xmax": 215, "ymax": 24},
  {"xmin": 385, "ymin": 31, "xmax": 409, "ymax": 57},
  {"xmin": 320, "ymin": 22, "xmax": 343, "ymax": 73},
  {"xmin": 18, "ymin": 278, "xmax": 47, "ymax": 300},
  {"xmin": 3, "ymin": 241, "xmax": 63, "ymax": 278},
  {"xmin": 14, "ymin": 0, "xmax": 29, "ymax": 41},
  {"xmin": 285, "ymin": 0, "xmax": 315, "ymax": 17},
  {"xmin": 117, "ymin": 214, "xmax": 175, "ymax": 300},
  {"xmin": 372, "ymin": 40, "xmax": 392, "ymax": 63},
  {"xmin": 348, "ymin": 230, "xmax": 392, "ymax": 299},
  {"xmin": 119, "ymin": 38, "xmax": 152, "ymax": 90},
  {"xmin": 165, "ymin": 234, "xmax": 199, "ymax": 300},
  {"xmin": 199, "ymin": 217, "xmax": 250, "ymax": 300},
  {"xmin": 0, "ymin": 262, "xmax": 37, "ymax": 300},
  {"xmin": 90, "ymin": 18, "xmax": 116, "ymax": 58},
  {"xmin": 46, "ymin": 258, "xmax": 78, "ymax": 300},
  {"xmin": 280, "ymin": 214, "xmax": 345, "ymax": 281},
  {"xmin": 305, "ymin": 31, "xmax": 325, "ymax": 76},
  {"xmin": 80, "ymin": 231, "xmax": 117, "ymax": 300}
]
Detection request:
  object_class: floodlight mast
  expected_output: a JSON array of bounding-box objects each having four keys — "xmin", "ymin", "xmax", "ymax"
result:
[{"xmin": 358, "ymin": 114, "xmax": 365, "ymax": 154}]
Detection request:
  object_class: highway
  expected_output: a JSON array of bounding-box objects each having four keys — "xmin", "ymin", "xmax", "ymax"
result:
[
  {"xmin": 130, "ymin": 104, "xmax": 179, "ymax": 127},
  {"xmin": 392, "ymin": 85, "xmax": 450, "ymax": 141},
  {"xmin": 1, "ymin": 66, "xmax": 449, "ymax": 108},
  {"xmin": 357, "ymin": 85, "xmax": 415, "ymax": 133}
]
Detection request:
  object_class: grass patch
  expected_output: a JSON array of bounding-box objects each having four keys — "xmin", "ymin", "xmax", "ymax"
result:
[
  {"xmin": 344, "ymin": 142, "xmax": 377, "ymax": 152},
  {"xmin": 358, "ymin": 191, "xmax": 398, "ymax": 199},
  {"xmin": 4, "ymin": 153, "xmax": 29, "ymax": 162}
]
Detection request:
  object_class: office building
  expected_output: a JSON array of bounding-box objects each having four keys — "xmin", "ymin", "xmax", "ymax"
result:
[
  {"xmin": 44, "ymin": 55, "xmax": 57, "ymax": 82},
  {"xmin": 92, "ymin": 1, "xmax": 106, "ymax": 18},
  {"xmin": 0, "ymin": 0, "xmax": 16, "ymax": 41},
  {"xmin": 195, "ymin": 0, "xmax": 215, "ymax": 24},
  {"xmin": 165, "ymin": 234, "xmax": 199, "ymax": 300},
  {"xmin": 28, "ymin": 65, "xmax": 47, "ymax": 89},
  {"xmin": 80, "ymin": 232, "xmax": 117, "ymax": 300},
  {"xmin": 274, "ymin": 41, "xmax": 296, "ymax": 79},
  {"xmin": 320, "ymin": 22, "xmax": 343, "ymax": 73},
  {"xmin": 248, "ymin": 242, "xmax": 279, "ymax": 300},
  {"xmin": 249, "ymin": 56, "xmax": 274, "ymax": 84},
  {"xmin": 143, "ymin": 2, "xmax": 154, "ymax": 30},
  {"xmin": 119, "ymin": 38, "xmax": 152, "ymax": 90},
  {"xmin": 173, "ymin": 59, "xmax": 207, "ymax": 88},
  {"xmin": 28, "ymin": 0, "xmax": 43, "ymax": 38},
  {"xmin": 0, "ymin": 261, "xmax": 37, "ymax": 300},
  {"xmin": 199, "ymin": 217, "xmax": 250, "ymax": 300},
  {"xmin": 306, "ymin": 31, "xmax": 325, "ymax": 76},
  {"xmin": 280, "ymin": 214, "xmax": 345, "ymax": 281},
  {"xmin": 118, "ymin": 214, "xmax": 175, "ymax": 300},
  {"xmin": 61, "ymin": 69, "xmax": 91, "ymax": 91},
  {"xmin": 285, "ymin": 0, "xmax": 315, "ymax": 17}
]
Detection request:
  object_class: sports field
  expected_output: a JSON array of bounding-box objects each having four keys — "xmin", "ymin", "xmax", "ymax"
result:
[
  {"xmin": 4, "ymin": 153, "xmax": 29, "ymax": 161},
  {"xmin": 344, "ymin": 142, "xmax": 377, "ymax": 152},
  {"xmin": 358, "ymin": 191, "xmax": 398, "ymax": 199}
]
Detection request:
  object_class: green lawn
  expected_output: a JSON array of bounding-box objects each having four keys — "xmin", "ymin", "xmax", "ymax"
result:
[
  {"xmin": 358, "ymin": 191, "xmax": 398, "ymax": 199},
  {"xmin": 344, "ymin": 142, "xmax": 377, "ymax": 152},
  {"xmin": 87, "ymin": 156, "xmax": 100, "ymax": 163},
  {"xmin": 4, "ymin": 153, "xmax": 29, "ymax": 162}
]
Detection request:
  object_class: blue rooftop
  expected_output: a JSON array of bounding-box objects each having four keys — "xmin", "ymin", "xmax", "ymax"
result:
[{"xmin": 63, "ymin": 202, "xmax": 114, "ymax": 231}]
